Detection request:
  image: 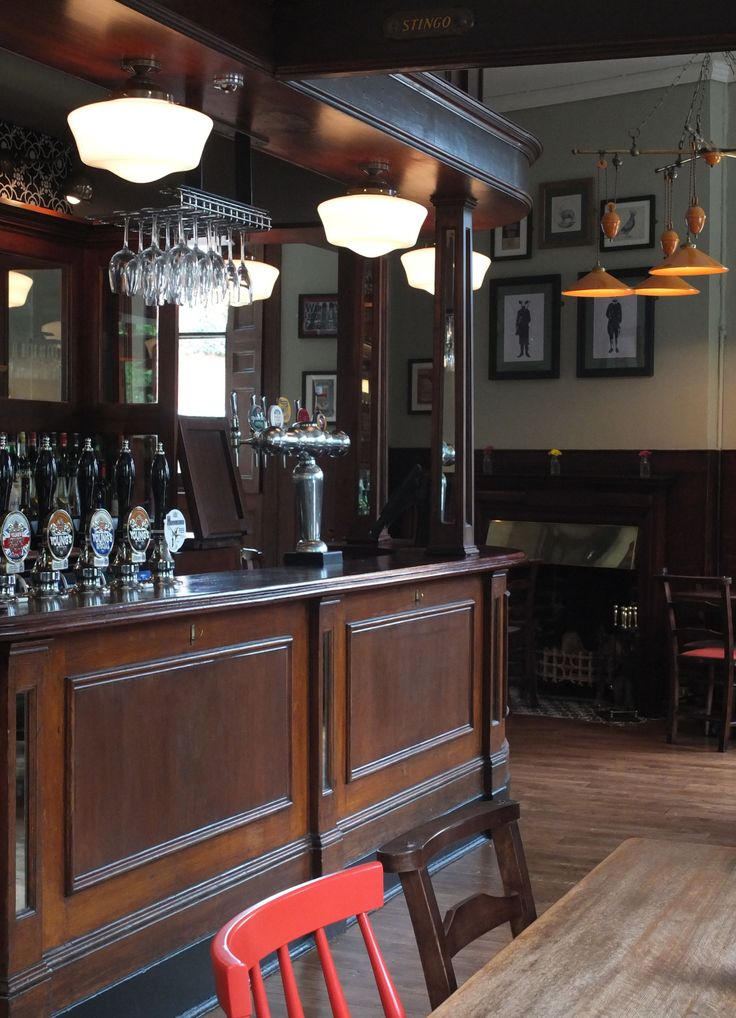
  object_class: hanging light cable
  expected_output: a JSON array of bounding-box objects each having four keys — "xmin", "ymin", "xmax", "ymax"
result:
[{"xmin": 562, "ymin": 158, "xmax": 633, "ymax": 298}]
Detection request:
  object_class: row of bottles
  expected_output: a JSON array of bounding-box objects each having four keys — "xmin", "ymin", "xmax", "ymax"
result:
[
  {"xmin": 0, "ymin": 431, "xmax": 182, "ymax": 600},
  {"xmin": 0, "ymin": 432, "xmax": 157, "ymax": 522}
]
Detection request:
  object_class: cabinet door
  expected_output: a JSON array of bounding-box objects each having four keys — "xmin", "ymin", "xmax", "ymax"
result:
[{"xmin": 2, "ymin": 260, "xmax": 69, "ymax": 402}]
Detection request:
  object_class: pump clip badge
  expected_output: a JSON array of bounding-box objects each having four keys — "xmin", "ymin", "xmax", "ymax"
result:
[
  {"xmin": 46, "ymin": 509, "xmax": 75, "ymax": 564},
  {"xmin": 126, "ymin": 506, "xmax": 152, "ymax": 561},
  {"xmin": 89, "ymin": 508, "xmax": 115, "ymax": 561},
  {"xmin": 1, "ymin": 511, "xmax": 31, "ymax": 565}
]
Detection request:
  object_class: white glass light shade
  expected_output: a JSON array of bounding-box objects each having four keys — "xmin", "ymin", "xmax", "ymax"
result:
[
  {"xmin": 229, "ymin": 260, "xmax": 280, "ymax": 305},
  {"xmin": 245, "ymin": 259, "xmax": 280, "ymax": 301},
  {"xmin": 401, "ymin": 247, "xmax": 492, "ymax": 294},
  {"xmin": 8, "ymin": 271, "xmax": 33, "ymax": 308},
  {"xmin": 68, "ymin": 97, "xmax": 213, "ymax": 183},
  {"xmin": 317, "ymin": 193, "xmax": 427, "ymax": 258}
]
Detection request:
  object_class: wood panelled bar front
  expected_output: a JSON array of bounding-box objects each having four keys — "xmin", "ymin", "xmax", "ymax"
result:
[{"xmin": 0, "ymin": 549, "xmax": 520, "ymax": 1017}]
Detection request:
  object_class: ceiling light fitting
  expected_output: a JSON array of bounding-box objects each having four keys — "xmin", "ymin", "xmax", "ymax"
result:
[
  {"xmin": 68, "ymin": 58, "xmax": 213, "ymax": 184},
  {"xmin": 400, "ymin": 245, "xmax": 491, "ymax": 294},
  {"xmin": 317, "ymin": 161, "xmax": 427, "ymax": 258},
  {"xmin": 212, "ymin": 73, "xmax": 244, "ymax": 94},
  {"xmin": 64, "ymin": 170, "xmax": 93, "ymax": 205}
]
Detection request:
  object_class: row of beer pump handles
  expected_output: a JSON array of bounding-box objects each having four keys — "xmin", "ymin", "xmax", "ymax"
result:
[
  {"xmin": 229, "ymin": 391, "xmax": 350, "ymax": 559},
  {"xmin": 0, "ymin": 434, "xmax": 186, "ymax": 602}
]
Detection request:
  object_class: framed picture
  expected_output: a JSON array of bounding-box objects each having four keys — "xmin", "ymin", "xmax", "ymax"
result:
[
  {"xmin": 408, "ymin": 358, "xmax": 433, "ymax": 413},
  {"xmin": 599, "ymin": 195, "xmax": 656, "ymax": 251},
  {"xmin": 491, "ymin": 214, "xmax": 532, "ymax": 260},
  {"xmin": 302, "ymin": 370, "xmax": 337, "ymax": 422},
  {"xmin": 576, "ymin": 267, "xmax": 655, "ymax": 378},
  {"xmin": 489, "ymin": 275, "xmax": 561, "ymax": 380},
  {"xmin": 298, "ymin": 293, "xmax": 338, "ymax": 337},
  {"xmin": 538, "ymin": 178, "xmax": 594, "ymax": 249}
]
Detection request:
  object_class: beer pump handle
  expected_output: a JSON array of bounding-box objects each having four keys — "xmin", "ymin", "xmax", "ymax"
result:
[
  {"xmin": 0, "ymin": 434, "xmax": 13, "ymax": 513},
  {"xmin": 77, "ymin": 438, "xmax": 97, "ymax": 522},
  {"xmin": 35, "ymin": 435, "xmax": 57, "ymax": 520},
  {"xmin": 114, "ymin": 439, "xmax": 135, "ymax": 521},
  {"xmin": 151, "ymin": 442, "xmax": 170, "ymax": 531},
  {"xmin": 230, "ymin": 390, "xmax": 241, "ymax": 467}
]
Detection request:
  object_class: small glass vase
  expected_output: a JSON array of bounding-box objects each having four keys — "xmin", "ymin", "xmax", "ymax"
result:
[
  {"xmin": 550, "ymin": 457, "xmax": 561, "ymax": 476},
  {"xmin": 482, "ymin": 450, "xmax": 494, "ymax": 475},
  {"xmin": 639, "ymin": 456, "xmax": 651, "ymax": 479}
]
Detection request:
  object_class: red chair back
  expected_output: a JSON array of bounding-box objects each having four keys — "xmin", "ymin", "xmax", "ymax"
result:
[{"xmin": 211, "ymin": 861, "xmax": 406, "ymax": 1018}]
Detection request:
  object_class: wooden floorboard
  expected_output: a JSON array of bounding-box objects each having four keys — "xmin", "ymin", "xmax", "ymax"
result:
[{"xmin": 206, "ymin": 714, "xmax": 736, "ymax": 1016}]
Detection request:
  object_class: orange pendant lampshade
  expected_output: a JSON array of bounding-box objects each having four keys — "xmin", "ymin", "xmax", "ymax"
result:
[
  {"xmin": 562, "ymin": 264, "xmax": 634, "ymax": 298},
  {"xmin": 633, "ymin": 274, "xmax": 700, "ymax": 296},
  {"xmin": 649, "ymin": 242, "xmax": 728, "ymax": 276}
]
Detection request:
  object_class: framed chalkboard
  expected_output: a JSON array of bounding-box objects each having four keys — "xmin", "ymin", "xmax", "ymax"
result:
[{"xmin": 177, "ymin": 417, "xmax": 249, "ymax": 539}]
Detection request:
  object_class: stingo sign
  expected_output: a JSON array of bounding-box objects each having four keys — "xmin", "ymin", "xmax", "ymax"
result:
[{"xmin": 384, "ymin": 8, "xmax": 474, "ymax": 38}]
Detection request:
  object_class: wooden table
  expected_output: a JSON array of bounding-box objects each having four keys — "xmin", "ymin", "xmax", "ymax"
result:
[{"xmin": 429, "ymin": 837, "xmax": 736, "ymax": 1017}]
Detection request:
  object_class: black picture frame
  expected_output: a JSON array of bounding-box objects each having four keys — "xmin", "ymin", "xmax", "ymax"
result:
[
  {"xmin": 298, "ymin": 293, "xmax": 338, "ymax": 337},
  {"xmin": 302, "ymin": 370, "xmax": 337, "ymax": 422},
  {"xmin": 538, "ymin": 177, "xmax": 595, "ymax": 249},
  {"xmin": 489, "ymin": 274, "xmax": 562, "ymax": 380},
  {"xmin": 576, "ymin": 267, "xmax": 655, "ymax": 378},
  {"xmin": 599, "ymin": 195, "xmax": 656, "ymax": 251},
  {"xmin": 408, "ymin": 358, "xmax": 433, "ymax": 413},
  {"xmin": 491, "ymin": 214, "xmax": 532, "ymax": 260}
]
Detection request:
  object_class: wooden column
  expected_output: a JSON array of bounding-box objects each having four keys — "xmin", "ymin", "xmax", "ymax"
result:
[
  {"xmin": 427, "ymin": 196, "xmax": 478, "ymax": 556},
  {"xmin": 334, "ymin": 251, "xmax": 389, "ymax": 543}
]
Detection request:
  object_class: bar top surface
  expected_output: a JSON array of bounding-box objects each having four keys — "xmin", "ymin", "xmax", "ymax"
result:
[{"xmin": 0, "ymin": 546, "xmax": 525, "ymax": 640}]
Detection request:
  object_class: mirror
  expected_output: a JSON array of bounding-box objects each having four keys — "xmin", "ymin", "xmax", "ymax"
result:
[
  {"xmin": 7, "ymin": 266, "xmax": 65, "ymax": 401},
  {"xmin": 101, "ymin": 292, "xmax": 159, "ymax": 404},
  {"xmin": 441, "ymin": 229, "xmax": 456, "ymax": 524}
]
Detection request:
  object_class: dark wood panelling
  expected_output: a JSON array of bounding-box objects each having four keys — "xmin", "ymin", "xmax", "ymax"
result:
[
  {"xmin": 67, "ymin": 638, "xmax": 294, "ymax": 888},
  {"xmin": 346, "ymin": 601, "xmax": 475, "ymax": 778}
]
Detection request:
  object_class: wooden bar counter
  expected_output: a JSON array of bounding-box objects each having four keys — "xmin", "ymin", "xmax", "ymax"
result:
[{"xmin": 0, "ymin": 548, "xmax": 521, "ymax": 1017}]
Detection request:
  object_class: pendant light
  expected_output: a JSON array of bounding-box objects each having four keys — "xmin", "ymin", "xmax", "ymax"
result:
[
  {"xmin": 400, "ymin": 245, "xmax": 491, "ymax": 294},
  {"xmin": 8, "ymin": 270, "xmax": 33, "ymax": 308},
  {"xmin": 649, "ymin": 142, "xmax": 727, "ymax": 276},
  {"xmin": 317, "ymin": 161, "xmax": 427, "ymax": 258},
  {"xmin": 68, "ymin": 59, "xmax": 213, "ymax": 184},
  {"xmin": 563, "ymin": 157, "xmax": 633, "ymax": 298},
  {"xmin": 633, "ymin": 274, "xmax": 700, "ymax": 296}
]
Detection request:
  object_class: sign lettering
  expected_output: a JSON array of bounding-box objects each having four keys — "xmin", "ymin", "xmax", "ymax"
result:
[{"xmin": 384, "ymin": 8, "xmax": 474, "ymax": 39}]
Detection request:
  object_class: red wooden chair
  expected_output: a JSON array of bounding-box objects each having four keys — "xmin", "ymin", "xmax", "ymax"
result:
[
  {"xmin": 210, "ymin": 861, "xmax": 406, "ymax": 1018},
  {"xmin": 659, "ymin": 571, "xmax": 736, "ymax": 751}
]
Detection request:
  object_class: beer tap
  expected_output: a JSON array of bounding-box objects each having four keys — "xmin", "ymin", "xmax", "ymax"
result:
[
  {"xmin": 229, "ymin": 391, "xmax": 350, "ymax": 565},
  {"xmin": 0, "ymin": 433, "xmax": 31, "ymax": 601},
  {"xmin": 75, "ymin": 438, "xmax": 114, "ymax": 592},
  {"xmin": 29, "ymin": 435, "xmax": 75, "ymax": 597},
  {"xmin": 148, "ymin": 441, "xmax": 184, "ymax": 586},
  {"xmin": 109, "ymin": 438, "xmax": 151, "ymax": 587}
]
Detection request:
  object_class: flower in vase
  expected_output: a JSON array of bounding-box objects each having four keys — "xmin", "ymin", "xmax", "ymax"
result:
[
  {"xmin": 638, "ymin": 449, "xmax": 652, "ymax": 458},
  {"xmin": 549, "ymin": 448, "xmax": 562, "ymax": 457}
]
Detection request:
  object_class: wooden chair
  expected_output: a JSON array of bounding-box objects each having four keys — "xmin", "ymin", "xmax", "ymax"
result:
[
  {"xmin": 210, "ymin": 861, "xmax": 406, "ymax": 1018},
  {"xmin": 658, "ymin": 571, "xmax": 736, "ymax": 752},
  {"xmin": 377, "ymin": 799, "xmax": 537, "ymax": 1010},
  {"xmin": 507, "ymin": 560, "xmax": 540, "ymax": 706}
]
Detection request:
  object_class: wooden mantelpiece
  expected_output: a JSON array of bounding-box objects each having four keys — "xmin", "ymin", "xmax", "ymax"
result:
[{"xmin": 0, "ymin": 550, "xmax": 521, "ymax": 1017}]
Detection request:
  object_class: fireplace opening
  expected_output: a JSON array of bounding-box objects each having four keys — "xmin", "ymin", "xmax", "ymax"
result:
[{"xmin": 489, "ymin": 520, "xmax": 643, "ymax": 712}]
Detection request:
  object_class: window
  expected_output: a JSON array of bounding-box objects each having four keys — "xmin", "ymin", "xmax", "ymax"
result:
[{"xmin": 177, "ymin": 303, "xmax": 228, "ymax": 416}]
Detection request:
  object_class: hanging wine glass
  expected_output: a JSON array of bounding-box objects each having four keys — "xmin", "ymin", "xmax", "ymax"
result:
[
  {"xmin": 138, "ymin": 213, "xmax": 162, "ymax": 306},
  {"xmin": 164, "ymin": 211, "xmax": 189, "ymax": 305},
  {"xmin": 236, "ymin": 230, "xmax": 253, "ymax": 305},
  {"xmin": 182, "ymin": 214, "xmax": 207, "ymax": 306},
  {"xmin": 205, "ymin": 221, "xmax": 227, "ymax": 303},
  {"xmin": 224, "ymin": 228, "xmax": 241, "ymax": 305},
  {"xmin": 108, "ymin": 215, "xmax": 137, "ymax": 296}
]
